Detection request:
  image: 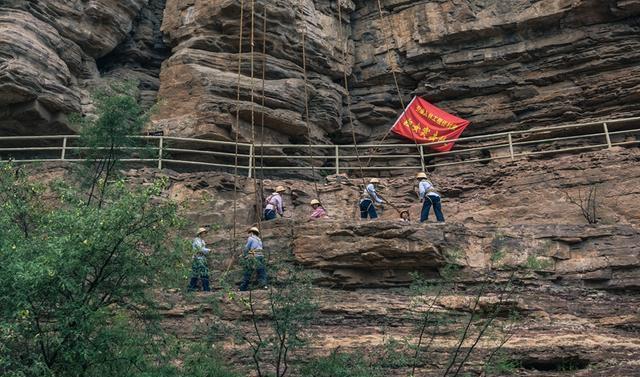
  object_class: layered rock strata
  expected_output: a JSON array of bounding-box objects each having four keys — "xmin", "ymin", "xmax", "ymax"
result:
[
  {"xmin": 158, "ymin": 219, "xmax": 640, "ymax": 376},
  {"xmin": 3, "ymin": 0, "xmax": 639, "ymax": 149},
  {"xmin": 154, "ymin": 0, "xmax": 353, "ymax": 145},
  {"xmin": 0, "ymin": 0, "xmax": 148, "ymax": 134},
  {"xmin": 25, "ymin": 139, "xmax": 640, "ymax": 376},
  {"xmin": 348, "ymin": 0, "xmax": 640, "ymax": 139}
]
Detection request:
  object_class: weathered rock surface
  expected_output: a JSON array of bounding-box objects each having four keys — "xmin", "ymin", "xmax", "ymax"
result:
[
  {"xmin": 348, "ymin": 0, "xmax": 640, "ymax": 139},
  {"xmin": 0, "ymin": 0, "xmax": 148, "ymax": 134},
  {"xmin": 3, "ymin": 0, "xmax": 639, "ymax": 149},
  {"xmin": 154, "ymin": 0, "xmax": 351, "ymax": 144},
  {"xmin": 23, "ymin": 140, "xmax": 640, "ymax": 376},
  {"xmin": 157, "ymin": 218, "xmax": 640, "ymax": 376},
  {"xmin": 144, "ymin": 147, "xmax": 638, "ymax": 376},
  {"xmin": 97, "ymin": 0, "xmax": 171, "ymax": 109}
]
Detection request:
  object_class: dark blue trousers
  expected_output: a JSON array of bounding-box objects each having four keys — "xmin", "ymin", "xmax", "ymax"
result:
[
  {"xmin": 240, "ymin": 256, "xmax": 268, "ymax": 291},
  {"xmin": 420, "ymin": 195, "xmax": 445, "ymax": 222},
  {"xmin": 188, "ymin": 277, "xmax": 210, "ymax": 291},
  {"xmin": 264, "ymin": 209, "xmax": 276, "ymax": 221},
  {"xmin": 359, "ymin": 199, "xmax": 378, "ymax": 219}
]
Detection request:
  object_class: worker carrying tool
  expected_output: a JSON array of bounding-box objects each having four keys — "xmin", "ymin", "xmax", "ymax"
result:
[
  {"xmin": 359, "ymin": 178, "xmax": 383, "ymax": 220},
  {"xmin": 264, "ymin": 185, "xmax": 286, "ymax": 220},
  {"xmin": 309, "ymin": 199, "xmax": 327, "ymax": 220},
  {"xmin": 188, "ymin": 227, "xmax": 211, "ymax": 292},
  {"xmin": 239, "ymin": 227, "xmax": 268, "ymax": 291},
  {"xmin": 416, "ymin": 172, "xmax": 445, "ymax": 223}
]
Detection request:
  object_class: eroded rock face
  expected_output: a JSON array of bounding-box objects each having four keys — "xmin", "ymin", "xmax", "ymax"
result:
[
  {"xmin": 22, "ymin": 141, "xmax": 640, "ymax": 376},
  {"xmin": 348, "ymin": 0, "xmax": 640, "ymax": 139},
  {"xmin": 2, "ymin": 0, "xmax": 639, "ymax": 144},
  {"xmin": 155, "ymin": 0, "xmax": 352, "ymax": 144},
  {"xmin": 97, "ymin": 0, "xmax": 171, "ymax": 109},
  {"xmin": 157, "ymin": 219, "xmax": 640, "ymax": 376},
  {"xmin": 0, "ymin": 0, "xmax": 148, "ymax": 134},
  {"xmin": 147, "ymin": 148, "xmax": 639, "ymax": 375}
]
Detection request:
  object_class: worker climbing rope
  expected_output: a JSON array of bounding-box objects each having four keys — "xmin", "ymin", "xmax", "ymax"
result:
[
  {"xmin": 263, "ymin": 185, "xmax": 286, "ymax": 220},
  {"xmin": 416, "ymin": 172, "xmax": 445, "ymax": 223},
  {"xmin": 308, "ymin": 199, "xmax": 328, "ymax": 220},
  {"xmin": 359, "ymin": 178, "xmax": 384, "ymax": 219},
  {"xmin": 188, "ymin": 227, "xmax": 211, "ymax": 292},
  {"xmin": 239, "ymin": 226, "xmax": 268, "ymax": 291}
]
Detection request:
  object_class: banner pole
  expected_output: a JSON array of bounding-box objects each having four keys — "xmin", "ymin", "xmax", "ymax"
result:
[{"xmin": 419, "ymin": 145, "xmax": 425, "ymax": 171}]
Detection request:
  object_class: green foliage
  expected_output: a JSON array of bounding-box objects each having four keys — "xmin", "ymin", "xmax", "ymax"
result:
[
  {"xmin": 72, "ymin": 80, "xmax": 149, "ymax": 155},
  {"xmin": 0, "ymin": 85, "xmax": 226, "ymax": 377},
  {"xmin": 300, "ymin": 351, "xmax": 382, "ymax": 377},
  {"xmin": 218, "ymin": 260, "xmax": 318, "ymax": 377},
  {"xmin": 523, "ymin": 255, "xmax": 554, "ymax": 271},
  {"xmin": 180, "ymin": 343, "xmax": 242, "ymax": 377},
  {"xmin": 374, "ymin": 337, "xmax": 412, "ymax": 369},
  {"xmin": 0, "ymin": 162, "xmax": 189, "ymax": 376},
  {"xmin": 70, "ymin": 80, "xmax": 155, "ymax": 206},
  {"xmin": 484, "ymin": 352, "xmax": 520, "ymax": 375}
]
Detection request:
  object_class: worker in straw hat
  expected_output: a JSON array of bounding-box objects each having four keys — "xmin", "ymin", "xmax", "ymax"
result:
[
  {"xmin": 263, "ymin": 185, "xmax": 286, "ymax": 221},
  {"xmin": 308, "ymin": 199, "xmax": 327, "ymax": 220},
  {"xmin": 239, "ymin": 226, "xmax": 268, "ymax": 291},
  {"xmin": 188, "ymin": 227, "xmax": 211, "ymax": 291},
  {"xmin": 359, "ymin": 178, "xmax": 383, "ymax": 220},
  {"xmin": 416, "ymin": 172, "xmax": 445, "ymax": 223}
]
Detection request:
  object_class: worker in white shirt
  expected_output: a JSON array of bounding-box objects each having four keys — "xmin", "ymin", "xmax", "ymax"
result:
[
  {"xmin": 359, "ymin": 178, "xmax": 383, "ymax": 219},
  {"xmin": 416, "ymin": 172, "xmax": 444, "ymax": 222},
  {"xmin": 264, "ymin": 185, "xmax": 286, "ymax": 220}
]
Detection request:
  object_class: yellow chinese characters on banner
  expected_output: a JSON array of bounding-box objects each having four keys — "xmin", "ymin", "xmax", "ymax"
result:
[{"xmin": 391, "ymin": 96, "xmax": 471, "ymax": 152}]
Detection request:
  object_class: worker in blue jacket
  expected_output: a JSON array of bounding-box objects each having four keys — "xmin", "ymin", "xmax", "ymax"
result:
[
  {"xmin": 239, "ymin": 227, "xmax": 268, "ymax": 291},
  {"xmin": 417, "ymin": 172, "xmax": 444, "ymax": 222}
]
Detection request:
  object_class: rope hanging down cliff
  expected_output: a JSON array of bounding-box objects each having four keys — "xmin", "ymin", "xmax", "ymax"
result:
[
  {"xmin": 230, "ymin": 0, "xmax": 246, "ymax": 264},
  {"xmin": 299, "ymin": 0, "xmax": 322, "ymax": 204},
  {"xmin": 362, "ymin": 0, "xmax": 424, "ymax": 171},
  {"xmin": 337, "ymin": 0, "xmax": 367, "ymax": 189}
]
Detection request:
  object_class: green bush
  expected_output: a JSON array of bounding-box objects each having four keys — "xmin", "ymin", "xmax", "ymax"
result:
[
  {"xmin": 301, "ymin": 351, "xmax": 382, "ymax": 377},
  {"xmin": 0, "ymin": 84, "xmax": 237, "ymax": 377}
]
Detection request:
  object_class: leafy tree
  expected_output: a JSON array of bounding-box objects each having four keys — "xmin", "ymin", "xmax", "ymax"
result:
[
  {"xmin": 216, "ymin": 261, "xmax": 317, "ymax": 377},
  {"xmin": 0, "ymin": 162, "xmax": 183, "ymax": 376},
  {"xmin": 70, "ymin": 80, "xmax": 153, "ymax": 207},
  {"xmin": 0, "ymin": 85, "xmax": 237, "ymax": 377}
]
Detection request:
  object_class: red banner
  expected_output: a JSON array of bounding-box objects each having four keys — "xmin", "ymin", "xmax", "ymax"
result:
[{"xmin": 390, "ymin": 96, "xmax": 471, "ymax": 152}]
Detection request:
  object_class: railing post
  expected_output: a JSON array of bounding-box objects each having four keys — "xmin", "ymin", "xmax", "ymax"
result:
[
  {"xmin": 603, "ymin": 122, "xmax": 612, "ymax": 148},
  {"xmin": 157, "ymin": 136, "xmax": 163, "ymax": 169},
  {"xmin": 61, "ymin": 137, "xmax": 67, "ymax": 160},
  {"xmin": 335, "ymin": 145, "xmax": 340, "ymax": 175},
  {"xmin": 248, "ymin": 144, "xmax": 254, "ymax": 178},
  {"xmin": 419, "ymin": 145, "xmax": 425, "ymax": 171},
  {"xmin": 508, "ymin": 132, "xmax": 514, "ymax": 161}
]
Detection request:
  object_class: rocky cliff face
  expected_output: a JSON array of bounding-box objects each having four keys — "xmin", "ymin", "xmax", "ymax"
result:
[
  {"xmin": 23, "ymin": 139, "xmax": 640, "ymax": 375},
  {"xmin": 137, "ymin": 147, "xmax": 638, "ymax": 376},
  {"xmin": 0, "ymin": 0, "xmax": 148, "ymax": 134},
  {"xmin": 349, "ymin": 0, "xmax": 640, "ymax": 140},
  {"xmin": 2, "ymin": 0, "xmax": 639, "ymax": 144}
]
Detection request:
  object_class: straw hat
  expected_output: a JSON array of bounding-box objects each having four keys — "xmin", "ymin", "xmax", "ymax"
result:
[
  {"xmin": 275, "ymin": 185, "xmax": 286, "ymax": 193},
  {"xmin": 369, "ymin": 178, "xmax": 380, "ymax": 184},
  {"xmin": 310, "ymin": 199, "xmax": 321, "ymax": 206},
  {"xmin": 416, "ymin": 172, "xmax": 428, "ymax": 179},
  {"xmin": 197, "ymin": 227, "xmax": 208, "ymax": 235},
  {"xmin": 248, "ymin": 227, "xmax": 260, "ymax": 235}
]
